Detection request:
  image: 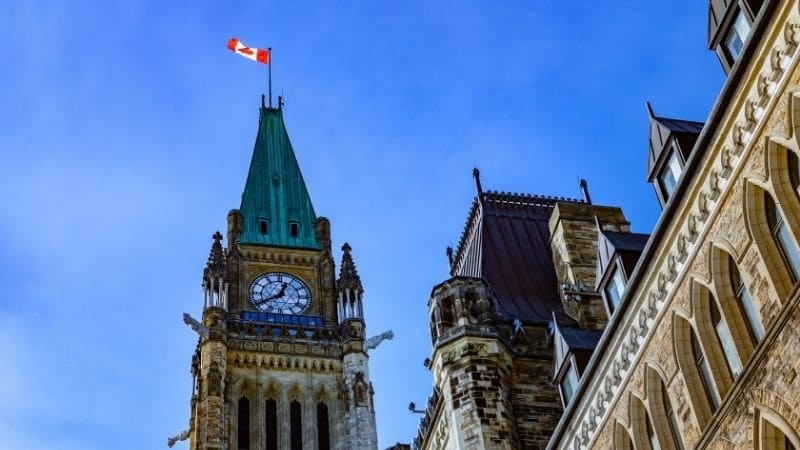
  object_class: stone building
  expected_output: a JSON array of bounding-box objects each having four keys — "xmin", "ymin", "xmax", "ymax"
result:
[
  {"xmin": 178, "ymin": 97, "xmax": 381, "ymax": 450},
  {"xmin": 416, "ymin": 0, "xmax": 800, "ymax": 448}
]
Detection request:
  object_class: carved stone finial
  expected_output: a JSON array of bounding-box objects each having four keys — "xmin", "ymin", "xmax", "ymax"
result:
[
  {"xmin": 337, "ymin": 242, "xmax": 362, "ymax": 292},
  {"xmin": 205, "ymin": 231, "xmax": 226, "ymax": 279}
]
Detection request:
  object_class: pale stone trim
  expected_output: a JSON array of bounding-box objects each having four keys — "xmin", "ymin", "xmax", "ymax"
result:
[
  {"xmin": 689, "ymin": 280, "xmax": 735, "ymax": 397},
  {"xmin": 644, "ymin": 364, "xmax": 681, "ymax": 450},
  {"xmin": 754, "ymin": 405, "xmax": 800, "ymax": 449},
  {"xmin": 560, "ymin": 0, "xmax": 800, "ymax": 447},
  {"xmin": 707, "ymin": 242, "xmax": 759, "ymax": 361}
]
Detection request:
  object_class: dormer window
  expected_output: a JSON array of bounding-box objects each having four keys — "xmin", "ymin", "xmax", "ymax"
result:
[
  {"xmin": 658, "ymin": 150, "xmax": 683, "ymax": 200},
  {"xmin": 559, "ymin": 361, "xmax": 579, "ymax": 405},
  {"xmin": 604, "ymin": 265, "xmax": 626, "ymax": 313},
  {"xmin": 259, "ymin": 218, "xmax": 269, "ymax": 235},
  {"xmin": 289, "ymin": 221, "xmax": 300, "ymax": 238},
  {"xmin": 724, "ymin": 10, "xmax": 751, "ymax": 62}
]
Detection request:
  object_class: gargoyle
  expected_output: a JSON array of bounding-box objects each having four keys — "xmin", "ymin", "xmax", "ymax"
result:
[
  {"xmin": 167, "ymin": 429, "xmax": 189, "ymax": 447},
  {"xmin": 183, "ymin": 313, "xmax": 209, "ymax": 339},
  {"xmin": 364, "ymin": 330, "xmax": 394, "ymax": 352}
]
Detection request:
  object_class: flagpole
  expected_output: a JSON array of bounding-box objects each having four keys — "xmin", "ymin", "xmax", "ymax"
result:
[{"xmin": 268, "ymin": 47, "xmax": 272, "ymax": 108}]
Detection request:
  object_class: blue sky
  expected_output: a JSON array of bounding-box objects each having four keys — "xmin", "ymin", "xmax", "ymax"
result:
[{"xmin": 1, "ymin": 1, "xmax": 724, "ymax": 448}]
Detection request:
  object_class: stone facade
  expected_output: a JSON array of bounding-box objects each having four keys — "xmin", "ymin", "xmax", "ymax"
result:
[
  {"xmin": 549, "ymin": 0, "xmax": 800, "ymax": 448},
  {"xmin": 418, "ymin": 1, "xmax": 800, "ymax": 449}
]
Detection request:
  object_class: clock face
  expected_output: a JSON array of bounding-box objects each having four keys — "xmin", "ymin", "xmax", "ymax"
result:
[{"xmin": 249, "ymin": 272, "xmax": 312, "ymax": 314}]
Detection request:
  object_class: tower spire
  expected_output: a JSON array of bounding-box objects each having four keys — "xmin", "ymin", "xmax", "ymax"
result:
[{"xmin": 238, "ymin": 105, "xmax": 320, "ymax": 249}]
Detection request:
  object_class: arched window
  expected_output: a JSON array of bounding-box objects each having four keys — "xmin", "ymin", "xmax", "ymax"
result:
[
  {"xmin": 765, "ymin": 192, "xmax": 800, "ymax": 281},
  {"xmin": 614, "ymin": 421, "xmax": 634, "ymax": 450},
  {"xmin": 691, "ymin": 330, "xmax": 721, "ymax": 411},
  {"xmin": 756, "ymin": 407, "xmax": 800, "ymax": 449},
  {"xmin": 317, "ymin": 402, "xmax": 331, "ymax": 450},
  {"xmin": 629, "ymin": 395, "xmax": 653, "ymax": 450},
  {"xmin": 265, "ymin": 398, "xmax": 278, "ymax": 450},
  {"xmin": 730, "ymin": 256, "xmax": 765, "ymax": 343},
  {"xmin": 660, "ymin": 378, "xmax": 684, "ymax": 450},
  {"xmin": 238, "ymin": 396, "xmax": 251, "ymax": 450},
  {"xmin": 290, "ymin": 400, "xmax": 303, "ymax": 450},
  {"xmin": 646, "ymin": 366, "xmax": 684, "ymax": 450},
  {"xmin": 710, "ymin": 296, "xmax": 743, "ymax": 378},
  {"xmin": 788, "ymin": 149, "xmax": 800, "ymax": 195},
  {"xmin": 646, "ymin": 414, "xmax": 661, "ymax": 450}
]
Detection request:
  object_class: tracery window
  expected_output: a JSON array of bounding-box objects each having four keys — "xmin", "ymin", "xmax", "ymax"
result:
[
  {"xmin": 290, "ymin": 400, "xmax": 303, "ymax": 450},
  {"xmin": 710, "ymin": 296, "xmax": 742, "ymax": 378},
  {"xmin": 765, "ymin": 193, "xmax": 800, "ymax": 281},
  {"xmin": 659, "ymin": 378, "xmax": 684, "ymax": 450},
  {"xmin": 757, "ymin": 410, "xmax": 800, "ymax": 449},
  {"xmin": 317, "ymin": 402, "xmax": 331, "ymax": 450},
  {"xmin": 729, "ymin": 256, "xmax": 765, "ymax": 343},
  {"xmin": 265, "ymin": 398, "xmax": 278, "ymax": 450},
  {"xmin": 646, "ymin": 413, "xmax": 661, "ymax": 450},
  {"xmin": 788, "ymin": 150, "xmax": 800, "ymax": 194},
  {"xmin": 238, "ymin": 396, "xmax": 251, "ymax": 450},
  {"xmin": 691, "ymin": 330, "xmax": 721, "ymax": 411}
]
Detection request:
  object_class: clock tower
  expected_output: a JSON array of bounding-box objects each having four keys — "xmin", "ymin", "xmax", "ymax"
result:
[{"xmin": 182, "ymin": 97, "xmax": 379, "ymax": 450}]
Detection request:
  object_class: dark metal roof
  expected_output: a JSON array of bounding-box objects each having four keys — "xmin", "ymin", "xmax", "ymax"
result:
[
  {"xmin": 653, "ymin": 117, "xmax": 705, "ymax": 134},
  {"xmin": 596, "ymin": 229, "xmax": 650, "ymax": 288},
  {"xmin": 558, "ymin": 326, "xmax": 603, "ymax": 352},
  {"xmin": 602, "ymin": 231, "xmax": 650, "ymax": 253},
  {"xmin": 646, "ymin": 103, "xmax": 704, "ymax": 181},
  {"xmin": 452, "ymin": 191, "xmax": 586, "ymax": 322}
]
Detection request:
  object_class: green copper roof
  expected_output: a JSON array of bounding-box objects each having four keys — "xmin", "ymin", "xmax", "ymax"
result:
[{"xmin": 239, "ymin": 106, "xmax": 320, "ymax": 249}]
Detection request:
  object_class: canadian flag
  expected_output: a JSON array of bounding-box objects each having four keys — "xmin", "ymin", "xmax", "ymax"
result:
[{"xmin": 227, "ymin": 38, "xmax": 270, "ymax": 64}]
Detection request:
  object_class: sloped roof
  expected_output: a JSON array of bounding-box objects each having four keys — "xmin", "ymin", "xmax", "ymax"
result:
[
  {"xmin": 646, "ymin": 103, "xmax": 704, "ymax": 179},
  {"xmin": 452, "ymin": 191, "xmax": 586, "ymax": 323},
  {"xmin": 596, "ymin": 229, "xmax": 651, "ymax": 286},
  {"xmin": 239, "ymin": 105, "xmax": 320, "ymax": 249},
  {"xmin": 558, "ymin": 326, "xmax": 604, "ymax": 351},
  {"xmin": 603, "ymin": 231, "xmax": 650, "ymax": 253}
]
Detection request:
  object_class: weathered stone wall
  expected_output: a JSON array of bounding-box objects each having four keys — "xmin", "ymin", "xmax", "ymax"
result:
[
  {"xmin": 342, "ymin": 350, "xmax": 379, "ymax": 450},
  {"xmin": 431, "ymin": 337, "xmax": 518, "ymax": 450},
  {"xmin": 553, "ymin": 1, "xmax": 800, "ymax": 447},
  {"xmin": 549, "ymin": 203, "xmax": 629, "ymax": 330},
  {"xmin": 511, "ymin": 356, "xmax": 563, "ymax": 450}
]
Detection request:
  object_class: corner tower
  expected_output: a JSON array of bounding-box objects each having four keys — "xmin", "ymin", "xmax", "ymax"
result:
[{"xmin": 182, "ymin": 98, "xmax": 379, "ymax": 450}]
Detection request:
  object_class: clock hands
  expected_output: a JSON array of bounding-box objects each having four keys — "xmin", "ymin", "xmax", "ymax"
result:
[{"xmin": 254, "ymin": 282, "xmax": 289, "ymax": 305}]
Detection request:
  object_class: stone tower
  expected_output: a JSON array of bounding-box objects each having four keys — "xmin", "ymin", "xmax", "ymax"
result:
[{"xmin": 182, "ymin": 98, "xmax": 379, "ymax": 450}]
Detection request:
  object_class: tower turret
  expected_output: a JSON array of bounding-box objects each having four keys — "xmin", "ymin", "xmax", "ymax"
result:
[
  {"xmin": 337, "ymin": 242, "xmax": 364, "ymax": 321},
  {"xmin": 336, "ymin": 243, "xmax": 379, "ymax": 450},
  {"xmin": 202, "ymin": 231, "xmax": 229, "ymax": 310}
]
